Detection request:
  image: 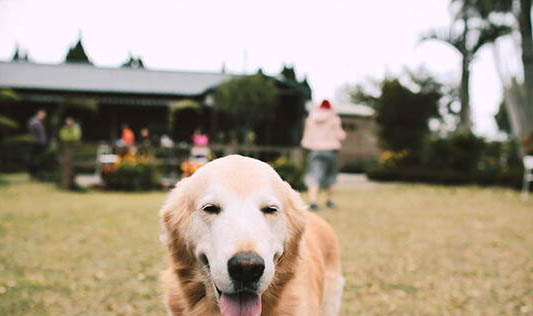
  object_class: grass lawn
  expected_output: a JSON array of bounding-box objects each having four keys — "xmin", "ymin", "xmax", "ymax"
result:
[{"xmin": 0, "ymin": 174, "xmax": 532, "ymax": 315}]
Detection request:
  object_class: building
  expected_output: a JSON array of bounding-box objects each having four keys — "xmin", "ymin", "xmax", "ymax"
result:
[
  {"xmin": 335, "ymin": 103, "xmax": 380, "ymax": 167},
  {"xmin": 0, "ymin": 60, "xmax": 233, "ymax": 141},
  {"xmin": 1, "ymin": 37, "xmax": 313, "ymax": 145},
  {"xmin": 0, "ymin": 60, "xmax": 310, "ymax": 145}
]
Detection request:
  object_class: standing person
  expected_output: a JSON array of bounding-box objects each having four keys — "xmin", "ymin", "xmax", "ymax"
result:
[
  {"xmin": 59, "ymin": 117, "xmax": 81, "ymax": 143},
  {"xmin": 138, "ymin": 127, "xmax": 153, "ymax": 156},
  {"xmin": 190, "ymin": 129, "xmax": 210, "ymax": 162},
  {"xmin": 192, "ymin": 129, "xmax": 209, "ymax": 147},
  {"xmin": 120, "ymin": 124, "xmax": 135, "ymax": 147},
  {"xmin": 301, "ymin": 99, "xmax": 346, "ymax": 210},
  {"xmin": 27, "ymin": 109, "xmax": 48, "ymax": 177}
]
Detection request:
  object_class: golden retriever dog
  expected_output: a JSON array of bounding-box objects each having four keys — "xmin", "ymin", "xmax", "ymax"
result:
[{"xmin": 160, "ymin": 155, "xmax": 343, "ymax": 316}]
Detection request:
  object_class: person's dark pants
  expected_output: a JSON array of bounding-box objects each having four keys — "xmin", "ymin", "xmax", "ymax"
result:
[
  {"xmin": 28, "ymin": 144, "xmax": 46, "ymax": 177},
  {"xmin": 304, "ymin": 150, "xmax": 339, "ymax": 188}
]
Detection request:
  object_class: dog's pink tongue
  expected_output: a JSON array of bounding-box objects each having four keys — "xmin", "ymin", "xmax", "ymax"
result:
[{"xmin": 220, "ymin": 293, "xmax": 261, "ymax": 316}]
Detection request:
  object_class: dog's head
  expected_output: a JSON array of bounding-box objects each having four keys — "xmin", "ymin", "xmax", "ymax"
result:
[{"xmin": 160, "ymin": 155, "xmax": 306, "ymax": 316}]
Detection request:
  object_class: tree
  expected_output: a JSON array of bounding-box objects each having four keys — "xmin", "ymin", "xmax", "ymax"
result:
[
  {"xmin": 279, "ymin": 65, "xmax": 312, "ymax": 99},
  {"xmin": 352, "ymin": 73, "xmax": 442, "ymax": 160},
  {"xmin": 11, "ymin": 45, "xmax": 28, "ymax": 62},
  {"xmin": 0, "ymin": 90, "xmax": 21, "ymax": 178},
  {"xmin": 0, "ymin": 89, "xmax": 20, "ymax": 131},
  {"xmin": 281, "ymin": 65, "xmax": 297, "ymax": 81},
  {"xmin": 167, "ymin": 99, "xmax": 201, "ymax": 139},
  {"xmin": 483, "ymin": 0, "xmax": 533, "ymax": 154},
  {"xmin": 495, "ymin": 100, "xmax": 511, "ymax": 134},
  {"xmin": 421, "ymin": 0, "xmax": 513, "ymax": 132},
  {"xmin": 515, "ymin": 0, "xmax": 533, "ymax": 133},
  {"xmin": 65, "ymin": 38, "xmax": 92, "ymax": 64},
  {"xmin": 121, "ymin": 53, "xmax": 145, "ymax": 68},
  {"xmin": 214, "ymin": 72, "xmax": 278, "ymax": 139}
]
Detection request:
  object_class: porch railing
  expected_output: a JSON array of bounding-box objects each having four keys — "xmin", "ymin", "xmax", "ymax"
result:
[{"xmin": 73, "ymin": 143, "xmax": 305, "ymax": 172}]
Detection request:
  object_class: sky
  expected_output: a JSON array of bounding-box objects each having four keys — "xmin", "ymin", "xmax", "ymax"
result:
[{"xmin": 0, "ymin": 0, "xmax": 516, "ymax": 138}]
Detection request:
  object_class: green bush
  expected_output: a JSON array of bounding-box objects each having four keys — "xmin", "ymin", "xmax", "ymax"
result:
[
  {"xmin": 0, "ymin": 134, "xmax": 35, "ymax": 172},
  {"xmin": 23, "ymin": 145, "xmax": 60, "ymax": 182},
  {"xmin": 353, "ymin": 75, "xmax": 442, "ymax": 159},
  {"xmin": 0, "ymin": 134, "xmax": 59, "ymax": 178},
  {"xmin": 422, "ymin": 132, "xmax": 485, "ymax": 173},
  {"xmin": 340, "ymin": 159, "xmax": 377, "ymax": 174},
  {"xmin": 367, "ymin": 165, "xmax": 523, "ymax": 188},
  {"xmin": 270, "ymin": 158, "xmax": 305, "ymax": 191},
  {"xmin": 368, "ymin": 166, "xmax": 471, "ymax": 185},
  {"xmin": 368, "ymin": 135, "xmax": 524, "ymax": 188},
  {"xmin": 102, "ymin": 159, "xmax": 160, "ymax": 191}
]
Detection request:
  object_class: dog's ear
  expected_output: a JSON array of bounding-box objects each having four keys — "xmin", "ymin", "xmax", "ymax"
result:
[
  {"xmin": 267, "ymin": 181, "xmax": 307, "ymax": 292},
  {"xmin": 283, "ymin": 181, "xmax": 307, "ymax": 243},
  {"xmin": 159, "ymin": 177, "xmax": 192, "ymax": 245}
]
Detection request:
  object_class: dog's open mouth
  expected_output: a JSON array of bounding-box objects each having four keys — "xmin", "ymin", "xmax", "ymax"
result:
[
  {"xmin": 205, "ymin": 255, "xmax": 262, "ymax": 316},
  {"xmin": 219, "ymin": 290, "xmax": 261, "ymax": 316}
]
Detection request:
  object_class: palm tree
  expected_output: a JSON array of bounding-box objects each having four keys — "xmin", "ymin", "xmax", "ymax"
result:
[
  {"xmin": 476, "ymin": 0, "xmax": 533, "ymax": 154},
  {"xmin": 508, "ymin": 0, "xmax": 533, "ymax": 130},
  {"xmin": 506, "ymin": 0, "xmax": 533, "ymax": 152},
  {"xmin": 518, "ymin": 0, "xmax": 533, "ymax": 106},
  {"xmin": 421, "ymin": 0, "xmax": 513, "ymax": 132}
]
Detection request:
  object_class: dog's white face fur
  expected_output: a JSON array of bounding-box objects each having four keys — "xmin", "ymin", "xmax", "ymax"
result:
[
  {"xmin": 161, "ymin": 155, "xmax": 306, "ymax": 309},
  {"xmin": 188, "ymin": 170, "xmax": 287, "ymax": 296}
]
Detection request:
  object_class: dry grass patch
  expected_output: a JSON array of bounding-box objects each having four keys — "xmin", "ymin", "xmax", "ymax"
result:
[
  {"xmin": 0, "ymin": 174, "xmax": 532, "ymax": 315},
  {"xmin": 322, "ymin": 184, "xmax": 533, "ymax": 315}
]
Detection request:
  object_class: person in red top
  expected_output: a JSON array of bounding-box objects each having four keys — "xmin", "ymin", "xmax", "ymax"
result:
[{"xmin": 121, "ymin": 124, "xmax": 135, "ymax": 147}]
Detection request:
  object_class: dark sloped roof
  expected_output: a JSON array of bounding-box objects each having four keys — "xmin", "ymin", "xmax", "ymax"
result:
[{"xmin": 0, "ymin": 61, "xmax": 234, "ymax": 96}]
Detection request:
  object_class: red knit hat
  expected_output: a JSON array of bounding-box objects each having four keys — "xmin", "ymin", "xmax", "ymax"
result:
[{"xmin": 319, "ymin": 99, "xmax": 332, "ymax": 110}]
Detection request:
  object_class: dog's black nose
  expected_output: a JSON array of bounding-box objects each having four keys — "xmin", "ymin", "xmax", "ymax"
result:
[{"xmin": 227, "ymin": 251, "xmax": 265, "ymax": 285}]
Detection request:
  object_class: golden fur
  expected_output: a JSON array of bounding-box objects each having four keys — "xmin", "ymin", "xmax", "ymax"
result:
[{"xmin": 160, "ymin": 155, "xmax": 342, "ymax": 315}]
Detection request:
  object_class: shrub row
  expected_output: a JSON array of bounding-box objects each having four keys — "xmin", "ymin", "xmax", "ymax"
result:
[
  {"xmin": 367, "ymin": 165, "xmax": 523, "ymax": 188},
  {"xmin": 367, "ymin": 133, "xmax": 525, "ymax": 188}
]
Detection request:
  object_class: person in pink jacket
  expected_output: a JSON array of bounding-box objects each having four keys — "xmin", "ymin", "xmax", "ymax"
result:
[{"xmin": 301, "ymin": 99, "xmax": 346, "ymax": 210}]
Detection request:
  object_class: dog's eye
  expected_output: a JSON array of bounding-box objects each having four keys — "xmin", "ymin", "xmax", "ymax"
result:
[
  {"xmin": 261, "ymin": 206, "xmax": 279, "ymax": 214},
  {"xmin": 202, "ymin": 204, "xmax": 221, "ymax": 214}
]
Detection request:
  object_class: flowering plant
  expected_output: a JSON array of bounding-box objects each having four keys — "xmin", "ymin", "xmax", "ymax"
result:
[
  {"xmin": 379, "ymin": 150, "xmax": 409, "ymax": 168},
  {"xmin": 102, "ymin": 154, "xmax": 159, "ymax": 191},
  {"xmin": 180, "ymin": 160, "xmax": 205, "ymax": 178}
]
